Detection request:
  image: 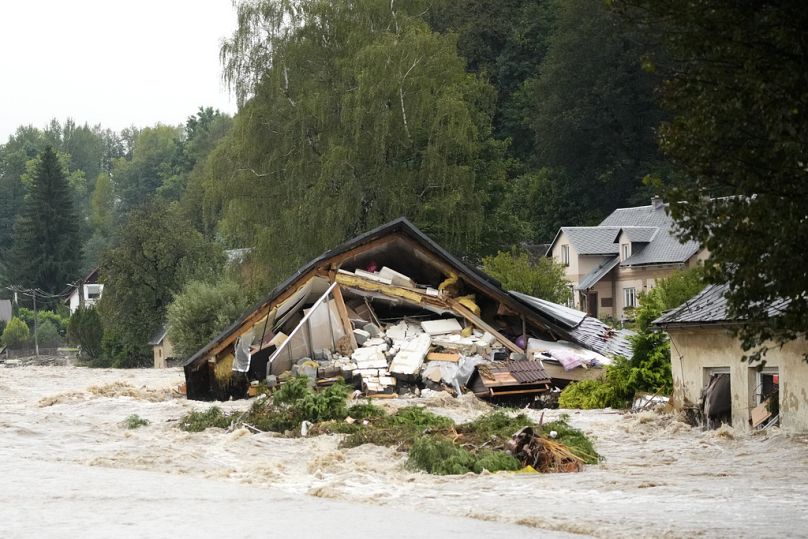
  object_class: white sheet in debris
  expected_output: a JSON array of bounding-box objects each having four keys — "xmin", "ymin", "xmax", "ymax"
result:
[{"xmin": 527, "ymin": 337, "xmax": 611, "ymax": 366}]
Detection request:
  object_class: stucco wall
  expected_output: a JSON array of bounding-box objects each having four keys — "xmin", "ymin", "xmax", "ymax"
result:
[
  {"xmin": 153, "ymin": 339, "xmax": 175, "ymax": 369},
  {"xmin": 668, "ymin": 327, "xmax": 808, "ymax": 433}
]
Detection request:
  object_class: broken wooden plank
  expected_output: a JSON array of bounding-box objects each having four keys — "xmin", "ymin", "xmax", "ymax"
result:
[
  {"xmin": 335, "ymin": 272, "xmax": 427, "ymax": 304},
  {"xmin": 426, "ymin": 352, "xmax": 461, "ymax": 363},
  {"xmin": 331, "ymin": 285, "xmax": 358, "ymax": 350},
  {"xmin": 445, "ymin": 298, "xmax": 523, "ymax": 354}
]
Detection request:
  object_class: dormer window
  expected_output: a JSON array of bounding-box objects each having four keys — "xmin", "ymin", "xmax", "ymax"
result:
[
  {"xmin": 621, "ymin": 243, "xmax": 631, "ymax": 261},
  {"xmin": 561, "ymin": 244, "xmax": 570, "ymax": 266}
]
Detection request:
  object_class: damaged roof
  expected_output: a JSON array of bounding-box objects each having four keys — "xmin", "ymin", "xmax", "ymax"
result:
[
  {"xmin": 653, "ymin": 283, "xmax": 791, "ymax": 328},
  {"xmin": 185, "ymin": 218, "xmax": 630, "ymax": 371},
  {"xmin": 511, "ymin": 290, "xmax": 634, "ymax": 359}
]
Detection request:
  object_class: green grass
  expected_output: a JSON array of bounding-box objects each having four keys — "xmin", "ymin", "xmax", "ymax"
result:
[
  {"xmin": 121, "ymin": 414, "xmax": 150, "ymax": 429},
  {"xmin": 178, "ymin": 407, "xmax": 232, "ymax": 432}
]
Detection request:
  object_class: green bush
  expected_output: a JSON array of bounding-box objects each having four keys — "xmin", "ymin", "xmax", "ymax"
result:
[
  {"xmin": 2, "ymin": 317, "xmax": 30, "ymax": 348},
  {"xmin": 16, "ymin": 307, "xmax": 69, "ymax": 337},
  {"xmin": 407, "ymin": 438, "xmax": 520, "ymax": 475},
  {"xmin": 482, "ymin": 248, "xmax": 571, "ymax": 304},
  {"xmin": 560, "ymin": 268, "xmax": 705, "ymax": 408},
  {"xmin": 36, "ymin": 320, "xmax": 61, "ymax": 347},
  {"xmin": 540, "ymin": 414, "xmax": 600, "ymax": 464},
  {"xmin": 179, "ymin": 407, "xmax": 233, "ymax": 432},
  {"xmin": 166, "ymin": 279, "xmax": 250, "ymax": 359},
  {"xmin": 122, "ymin": 414, "xmax": 150, "ymax": 429},
  {"xmin": 68, "ymin": 306, "xmax": 103, "ymax": 361}
]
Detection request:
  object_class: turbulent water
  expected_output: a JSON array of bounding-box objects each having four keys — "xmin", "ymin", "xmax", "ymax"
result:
[{"xmin": 2, "ymin": 366, "xmax": 807, "ymax": 538}]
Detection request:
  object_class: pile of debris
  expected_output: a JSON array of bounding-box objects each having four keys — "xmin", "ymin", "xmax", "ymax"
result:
[{"xmin": 184, "ymin": 218, "xmax": 632, "ymax": 402}]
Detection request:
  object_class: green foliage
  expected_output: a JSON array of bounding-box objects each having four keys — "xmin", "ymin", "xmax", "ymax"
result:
[
  {"xmin": 36, "ymin": 320, "xmax": 61, "ymax": 348},
  {"xmin": 98, "ymin": 201, "xmax": 225, "ymax": 367},
  {"xmin": 121, "ymin": 414, "xmax": 150, "ymax": 429},
  {"xmin": 10, "ymin": 146, "xmax": 82, "ymax": 293},
  {"xmin": 178, "ymin": 407, "xmax": 232, "ymax": 432},
  {"xmin": 619, "ymin": 0, "xmax": 808, "ymax": 361},
  {"xmin": 523, "ymin": 0, "xmax": 666, "ymax": 238},
  {"xmin": 539, "ymin": 415, "xmax": 600, "ymax": 464},
  {"xmin": 482, "ymin": 248, "xmax": 571, "ymax": 303},
  {"xmin": 560, "ymin": 269, "xmax": 705, "ymax": 408},
  {"xmin": 455, "ymin": 411, "xmax": 535, "ymax": 446},
  {"xmin": 68, "ymin": 306, "xmax": 103, "ymax": 362},
  {"xmin": 213, "ymin": 0, "xmax": 516, "ymax": 285},
  {"xmin": 407, "ymin": 437, "xmax": 520, "ymax": 475},
  {"xmin": 16, "ymin": 308, "xmax": 69, "ymax": 336},
  {"xmin": 347, "ymin": 402, "xmax": 386, "ymax": 420},
  {"xmin": 166, "ymin": 279, "xmax": 250, "ymax": 359},
  {"xmin": 2, "ymin": 317, "xmax": 29, "ymax": 349},
  {"xmin": 111, "ymin": 125, "xmax": 184, "ymax": 213}
]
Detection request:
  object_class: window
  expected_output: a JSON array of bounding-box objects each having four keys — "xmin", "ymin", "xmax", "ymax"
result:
[
  {"xmin": 85, "ymin": 284, "xmax": 102, "ymax": 300},
  {"xmin": 565, "ymin": 285, "xmax": 574, "ymax": 308},
  {"xmin": 621, "ymin": 243, "xmax": 631, "ymax": 261},
  {"xmin": 623, "ymin": 287, "xmax": 637, "ymax": 308},
  {"xmin": 561, "ymin": 244, "xmax": 570, "ymax": 266}
]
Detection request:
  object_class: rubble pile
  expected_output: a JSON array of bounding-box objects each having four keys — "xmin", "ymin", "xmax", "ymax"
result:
[{"xmin": 281, "ymin": 306, "xmax": 511, "ymax": 397}]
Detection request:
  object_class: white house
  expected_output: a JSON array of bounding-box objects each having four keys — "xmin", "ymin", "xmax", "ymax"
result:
[{"xmin": 66, "ymin": 268, "xmax": 104, "ymax": 314}]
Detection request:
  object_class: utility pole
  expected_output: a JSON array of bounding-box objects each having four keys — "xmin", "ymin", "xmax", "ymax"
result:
[{"xmin": 32, "ymin": 289, "xmax": 39, "ymax": 357}]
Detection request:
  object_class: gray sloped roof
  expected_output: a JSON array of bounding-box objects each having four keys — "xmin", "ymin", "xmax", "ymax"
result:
[
  {"xmin": 600, "ymin": 204, "xmax": 701, "ymax": 266},
  {"xmin": 577, "ymin": 256, "xmax": 620, "ymax": 290},
  {"xmin": 618, "ymin": 226, "xmax": 658, "ymax": 243},
  {"xmin": 511, "ymin": 291, "xmax": 634, "ymax": 358},
  {"xmin": 561, "ymin": 227, "xmax": 620, "ymax": 255},
  {"xmin": 148, "ymin": 325, "xmax": 169, "ymax": 346},
  {"xmin": 653, "ymin": 284, "xmax": 791, "ymax": 327}
]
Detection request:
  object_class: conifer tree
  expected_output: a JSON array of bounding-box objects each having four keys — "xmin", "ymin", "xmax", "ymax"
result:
[{"xmin": 11, "ymin": 146, "xmax": 81, "ymax": 293}]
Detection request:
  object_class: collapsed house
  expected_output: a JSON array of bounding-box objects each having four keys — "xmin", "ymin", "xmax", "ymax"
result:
[{"xmin": 183, "ymin": 219, "xmax": 632, "ymax": 401}]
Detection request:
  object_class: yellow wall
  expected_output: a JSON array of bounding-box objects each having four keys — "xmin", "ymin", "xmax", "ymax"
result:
[
  {"xmin": 153, "ymin": 338, "xmax": 175, "ymax": 369},
  {"xmin": 668, "ymin": 327, "xmax": 808, "ymax": 433}
]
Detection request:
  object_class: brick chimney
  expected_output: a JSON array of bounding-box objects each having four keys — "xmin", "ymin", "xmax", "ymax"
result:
[{"xmin": 651, "ymin": 195, "xmax": 664, "ymax": 210}]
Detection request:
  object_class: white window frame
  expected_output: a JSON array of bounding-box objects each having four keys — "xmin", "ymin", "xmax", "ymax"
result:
[
  {"xmin": 561, "ymin": 244, "xmax": 570, "ymax": 266},
  {"xmin": 621, "ymin": 243, "xmax": 630, "ymax": 261},
  {"xmin": 623, "ymin": 287, "xmax": 637, "ymax": 309}
]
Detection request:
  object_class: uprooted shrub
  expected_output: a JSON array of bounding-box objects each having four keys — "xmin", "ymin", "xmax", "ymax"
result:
[
  {"xmin": 178, "ymin": 377, "xmax": 350, "ymax": 433},
  {"xmin": 407, "ymin": 438, "xmax": 521, "ymax": 475},
  {"xmin": 177, "ymin": 379, "xmax": 600, "ymax": 475}
]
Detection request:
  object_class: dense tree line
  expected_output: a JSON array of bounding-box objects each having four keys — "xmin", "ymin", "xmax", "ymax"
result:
[{"xmin": 2, "ymin": 0, "xmax": 802, "ymax": 363}]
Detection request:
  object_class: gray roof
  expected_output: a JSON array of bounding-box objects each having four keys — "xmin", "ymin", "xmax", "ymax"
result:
[
  {"xmin": 0, "ymin": 299, "xmax": 11, "ymax": 323},
  {"xmin": 653, "ymin": 284, "xmax": 790, "ymax": 327},
  {"xmin": 560, "ymin": 227, "xmax": 620, "ymax": 255},
  {"xmin": 577, "ymin": 256, "xmax": 620, "ymax": 290},
  {"xmin": 600, "ymin": 203, "xmax": 701, "ymax": 267},
  {"xmin": 511, "ymin": 291, "xmax": 634, "ymax": 359},
  {"xmin": 148, "ymin": 325, "xmax": 169, "ymax": 346},
  {"xmin": 618, "ymin": 226, "xmax": 658, "ymax": 243}
]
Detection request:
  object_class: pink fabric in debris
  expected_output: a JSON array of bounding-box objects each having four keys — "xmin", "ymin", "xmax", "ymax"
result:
[{"xmin": 555, "ymin": 352, "xmax": 586, "ymax": 371}]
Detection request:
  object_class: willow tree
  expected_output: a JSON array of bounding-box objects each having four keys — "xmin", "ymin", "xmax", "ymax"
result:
[{"xmin": 212, "ymin": 0, "xmax": 514, "ymax": 283}]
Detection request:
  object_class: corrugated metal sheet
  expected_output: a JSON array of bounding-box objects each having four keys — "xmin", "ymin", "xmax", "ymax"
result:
[
  {"xmin": 512, "ymin": 292, "xmax": 635, "ymax": 359},
  {"xmin": 510, "ymin": 291, "xmax": 586, "ymax": 328}
]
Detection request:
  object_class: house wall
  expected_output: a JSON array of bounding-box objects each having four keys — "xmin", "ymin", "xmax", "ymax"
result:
[
  {"xmin": 668, "ymin": 327, "xmax": 808, "ymax": 433},
  {"xmin": 153, "ymin": 338, "xmax": 175, "ymax": 369},
  {"xmin": 550, "ymin": 232, "xmax": 612, "ymax": 311},
  {"xmin": 68, "ymin": 284, "xmax": 105, "ymax": 314},
  {"xmin": 614, "ymin": 265, "xmax": 686, "ymax": 319}
]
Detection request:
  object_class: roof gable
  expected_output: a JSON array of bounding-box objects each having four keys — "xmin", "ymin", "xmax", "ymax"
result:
[{"xmin": 560, "ymin": 227, "xmax": 621, "ymax": 255}]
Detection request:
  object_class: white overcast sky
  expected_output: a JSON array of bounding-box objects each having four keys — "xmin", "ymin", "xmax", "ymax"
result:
[{"xmin": 0, "ymin": 1, "xmax": 238, "ymax": 142}]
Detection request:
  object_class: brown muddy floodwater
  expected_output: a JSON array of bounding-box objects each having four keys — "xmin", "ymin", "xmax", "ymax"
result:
[{"xmin": 1, "ymin": 365, "xmax": 807, "ymax": 538}]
